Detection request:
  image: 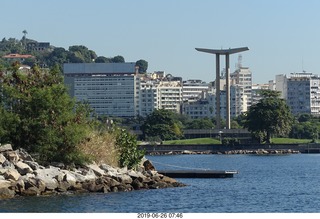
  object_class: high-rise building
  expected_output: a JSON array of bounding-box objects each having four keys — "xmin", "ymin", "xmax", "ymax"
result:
[
  {"xmin": 286, "ymin": 72, "xmax": 320, "ymax": 115},
  {"xmin": 63, "ymin": 63, "xmax": 139, "ymax": 118},
  {"xmin": 231, "ymin": 67, "xmax": 252, "ymax": 107},
  {"xmin": 182, "ymin": 80, "xmax": 211, "ymax": 102}
]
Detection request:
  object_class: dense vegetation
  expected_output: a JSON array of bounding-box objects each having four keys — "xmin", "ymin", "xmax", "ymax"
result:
[
  {"xmin": 244, "ymin": 90, "xmax": 294, "ymax": 143},
  {"xmin": 0, "ymin": 63, "xmax": 144, "ymax": 168},
  {"xmin": 0, "ymin": 35, "xmax": 148, "ymax": 73}
]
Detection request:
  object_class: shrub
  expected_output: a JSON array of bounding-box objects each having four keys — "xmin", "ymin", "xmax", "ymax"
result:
[{"xmin": 115, "ymin": 129, "xmax": 145, "ymax": 169}]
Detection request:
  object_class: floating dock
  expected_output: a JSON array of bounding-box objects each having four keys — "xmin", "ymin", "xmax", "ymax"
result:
[{"xmin": 158, "ymin": 170, "xmax": 238, "ymax": 178}]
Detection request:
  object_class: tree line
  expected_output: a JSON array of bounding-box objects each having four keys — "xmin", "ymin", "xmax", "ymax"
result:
[
  {"xmin": 137, "ymin": 90, "xmax": 320, "ymax": 144},
  {"xmin": 0, "ymin": 37, "xmax": 148, "ymax": 73}
]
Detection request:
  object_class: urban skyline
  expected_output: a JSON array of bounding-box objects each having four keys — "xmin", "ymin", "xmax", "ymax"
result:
[{"xmin": 2, "ymin": 0, "xmax": 320, "ymax": 84}]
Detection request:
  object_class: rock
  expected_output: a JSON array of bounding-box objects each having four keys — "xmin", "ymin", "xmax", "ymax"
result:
[
  {"xmin": 105, "ymin": 177, "xmax": 120, "ymax": 187},
  {"xmin": 56, "ymin": 181, "xmax": 71, "ymax": 192},
  {"xmin": 23, "ymin": 161, "xmax": 41, "ymax": 170},
  {"xmin": 117, "ymin": 166, "xmax": 128, "ymax": 174},
  {"xmin": 100, "ymin": 164, "xmax": 118, "ymax": 177},
  {"xmin": 63, "ymin": 173, "xmax": 76, "ymax": 187},
  {"xmin": 34, "ymin": 167, "xmax": 63, "ymax": 180},
  {"xmin": 24, "ymin": 177, "xmax": 46, "ymax": 193},
  {"xmin": 131, "ymin": 178, "xmax": 143, "ymax": 190},
  {"xmin": 143, "ymin": 159, "xmax": 155, "ymax": 171},
  {"xmin": 149, "ymin": 181, "xmax": 168, "ymax": 189},
  {"xmin": 21, "ymin": 187, "xmax": 40, "ymax": 196},
  {"xmin": 161, "ymin": 175, "xmax": 178, "ymax": 184},
  {"xmin": 15, "ymin": 161, "xmax": 33, "ymax": 175},
  {"xmin": 3, "ymin": 151, "xmax": 19, "ymax": 164},
  {"xmin": 0, "ymin": 179, "xmax": 12, "ymax": 189},
  {"xmin": 116, "ymin": 174, "xmax": 133, "ymax": 184},
  {"xmin": 50, "ymin": 162, "xmax": 65, "ymax": 169},
  {"xmin": 69, "ymin": 171, "xmax": 87, "ymax": 183},
  {"xmin": 81, "ymin": 181, "xmax": 103, "ymax": 192},
  {"xmin": 82, "ymin": 169, "xmax": 97, "ymax": 181},
  {"xmin": 85, "ymin": 164, "xmax": 105, "ymax": 177},
  {"xmin": 0, "ymin": 154, "xmax": 6, "ymax": 165},
  {"xmin": 0, "ymin": 176, "xmax": 4, "ymax": 180},
  {"xmin": 15, "ymin": 179, "xmax": 25, "ymax": 194},
  {"xmin": 16, "ymin": 148, "xmax": 34, "ymax": 162},
  {"xmin": 1, "ymin": 160, "xmax": 15, "ymax": 169},
  {"xmin": 0, "ymin": 187, "xmax": 15, "ymax": 199},
  {"xmin": 4, "ymin": 169, "xmax": 21, "ymax": 181},
  {"xmin": 0, "ymin": 144, "xmax": 13, "ymax": 153}
]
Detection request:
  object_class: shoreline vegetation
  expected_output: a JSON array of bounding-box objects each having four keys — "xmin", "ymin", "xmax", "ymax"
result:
[{"xmin": 0, "ymin": 144, "xmax": 185, "ymax": 199}]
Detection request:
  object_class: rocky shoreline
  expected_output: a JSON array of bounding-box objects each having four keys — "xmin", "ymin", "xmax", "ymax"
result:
[
  {"xmin": 0, "ymin": 144, "xmax": 185, "ymax": 199},
  {"xmin": 147, "ymin": 149, "xmax": 301, "ymax": 156}
]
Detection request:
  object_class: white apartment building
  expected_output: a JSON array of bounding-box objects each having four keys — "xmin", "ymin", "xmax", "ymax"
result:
[
  {"xmin": 181, "ymin": 95, "xmax": 215, "ymax": 119},
  {"xmin": 139, "ymin": 80, "xmax": 157, "ymax": 117},
  {"xmin": 230, "ymin": 85, "xmax": 248, "ymax": 118},
  {"xmin": 182, "ymin": 80, "xmax": 211, "ymax": 102},
  {"xmin": 231, "ymin": 67, "xmax": 252, "ymax": 107},
  {"xmin": 63, "ymin": 63, "xmax": 139, "ymax": 118},
  {"xmin": 286, "ymin": 72, "xmax": 320, "ymax": 115},
  {"xmin": 275, "ymin": 74, "xmax": 287, "ymax": 99},
  {"xmin": 157, "ymin": 81, "xmax": 183, "ymax": 113}
]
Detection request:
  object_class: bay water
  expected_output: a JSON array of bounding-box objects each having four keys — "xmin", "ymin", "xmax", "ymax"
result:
[{"xmin": 1, "ymin": 154, "xmax": 320, "ymax": 213}]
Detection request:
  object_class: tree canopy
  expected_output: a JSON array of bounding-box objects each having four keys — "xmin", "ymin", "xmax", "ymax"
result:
[
  {"xmin": 141, "ymin": 109, "xmax": 183, "ymax": 141},
  {"xmin": 135, "ymin": 59, "xmax": 148, "ymax": 73},
  {"xmin": 244, "ymin": 90, "xmax": 294, "ymax": 143},
  {"xmin": 0, "ymin": 63, "xmax": 93, "ymax": 164}
]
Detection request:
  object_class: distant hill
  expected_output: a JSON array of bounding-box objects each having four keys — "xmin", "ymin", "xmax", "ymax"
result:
[{"xmin": 0, "ymin": 36, "xmax": 147, "ymax": 72}]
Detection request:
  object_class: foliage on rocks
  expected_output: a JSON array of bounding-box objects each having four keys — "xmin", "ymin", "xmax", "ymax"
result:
[
  {"xmin": 115, "ymin": 129, "xmax": 145, "ymax": 169},
  {"xmin": 0, "ymin": 63, "xmax": 93, "ymax": 165}
]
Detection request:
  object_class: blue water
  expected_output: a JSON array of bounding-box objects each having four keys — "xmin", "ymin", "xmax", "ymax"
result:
[{"xmin": 1, "ymin": 154, "xmax": 320, "ymax": 213}]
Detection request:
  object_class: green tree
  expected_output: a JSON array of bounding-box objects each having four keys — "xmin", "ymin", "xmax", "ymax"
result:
[
  {"xmin": 141, "ymin": 109, "xmax": 183, "ymax": 141},
  {"xmin": 111, "ymin": 55, "xmax": 125, "ymax": 63},
  {"xmin": 0, "ymin": 63, "xmax": 93, "ymax": 164},
  {"xmin": 244, "ymin": 90, "xmax": 294, "ymax": 143},
  {"xmin": 135, "ymin": 59, "xmax": 148, "ymax": 73},
  {"xmin": 95, "ymin": 56, "xmax": 111, "ymax": 63}
]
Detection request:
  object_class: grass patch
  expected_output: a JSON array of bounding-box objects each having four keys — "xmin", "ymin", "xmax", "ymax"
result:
[
  {"xmin": 77, "ymin": 131, "xmax": 119, "ymax": 167},
  {"xmin": 271, "ymin": 138, "xmax": 312, "ymax": 144},
  {"xmin": 163, "ymin": 138, "xmax": 221, "ymax": 145}
]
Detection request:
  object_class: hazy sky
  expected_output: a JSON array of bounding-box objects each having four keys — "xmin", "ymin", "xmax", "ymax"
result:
[{"xmin": 1, "ymin": 0, "xmax": 320, "ymax": 83}]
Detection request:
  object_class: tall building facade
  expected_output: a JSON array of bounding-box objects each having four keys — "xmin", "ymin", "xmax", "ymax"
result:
[
  {"xmin": 231, "ymin": 67, "xmax": 252, "ymax": 107},
  {"xmin": 182, "ymin": 80, "xmax": 211, "ymax": 102},
  {"xmin": 286, "ymin": 72, "xmax": 320, "ymax": 115},
  {"xmin": 64, "ymin": 63, "xmax": 139, "ymax": 118}
]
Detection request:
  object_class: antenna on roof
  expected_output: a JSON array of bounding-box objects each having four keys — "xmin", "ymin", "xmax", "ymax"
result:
[{"xmin": 237, "ymin": 54, "xmax": 242, "ymax": 69}]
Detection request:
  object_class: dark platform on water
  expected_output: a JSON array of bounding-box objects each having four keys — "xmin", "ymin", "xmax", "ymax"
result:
[{"xmin": 158, "ymin": 170, "xmax": 238, "ymax": 178}]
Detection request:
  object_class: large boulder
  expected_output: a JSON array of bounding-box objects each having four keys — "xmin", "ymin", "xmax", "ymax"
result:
[
  {"xmin": 0, "ymin": 144, "xmax": 13, "ymax": 153},
  {"xmin": 23, "ymin": 161, "xmax": 43, "ymax": 170},
  {"xmin": 143, "ymin": 159, "xmax": 155, "ymax": 171},
  {"xmin": 3, "ymin": 151, "xmax": 19, "ymax": 164},
  {"xmin": 0, "ymin": 154, "xmax": 6, "ymax": 165},
  {"xmin": 4, "ymin": 169, "xmax": 21, "ymax": 181},
  {"xmin": 15, "ymin": 161, "xmax": 33, "ymax": 175},
  {"xmin": 116, "ymin": 174, "xmax": 133, "ymax": 184},
  {"xmin": 63, "ymin": 172, "xmax": 76, "ymax": 187},
  {"xmin": 85, "ymin": 164, "xmax": 106, "ymax": 177},
  {"xmin": 0, "ymin": 179, "xmax": 12, "ymax": 189},
  {"xmin": 0, "ymin": 187, "xmax": 15, "ymax": 199},
  {"xmin": 1, "ymin": 160, "xmax": 15, "ymax": 169},
  {"xmin": 16, "ymin": 148, "xmax": 34, "ymax": 162}
]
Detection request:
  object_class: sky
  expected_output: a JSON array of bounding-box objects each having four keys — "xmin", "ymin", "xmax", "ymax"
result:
[{"xmin": 1, "ymin": 0, "xmax": 320, "ymax": 83}]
